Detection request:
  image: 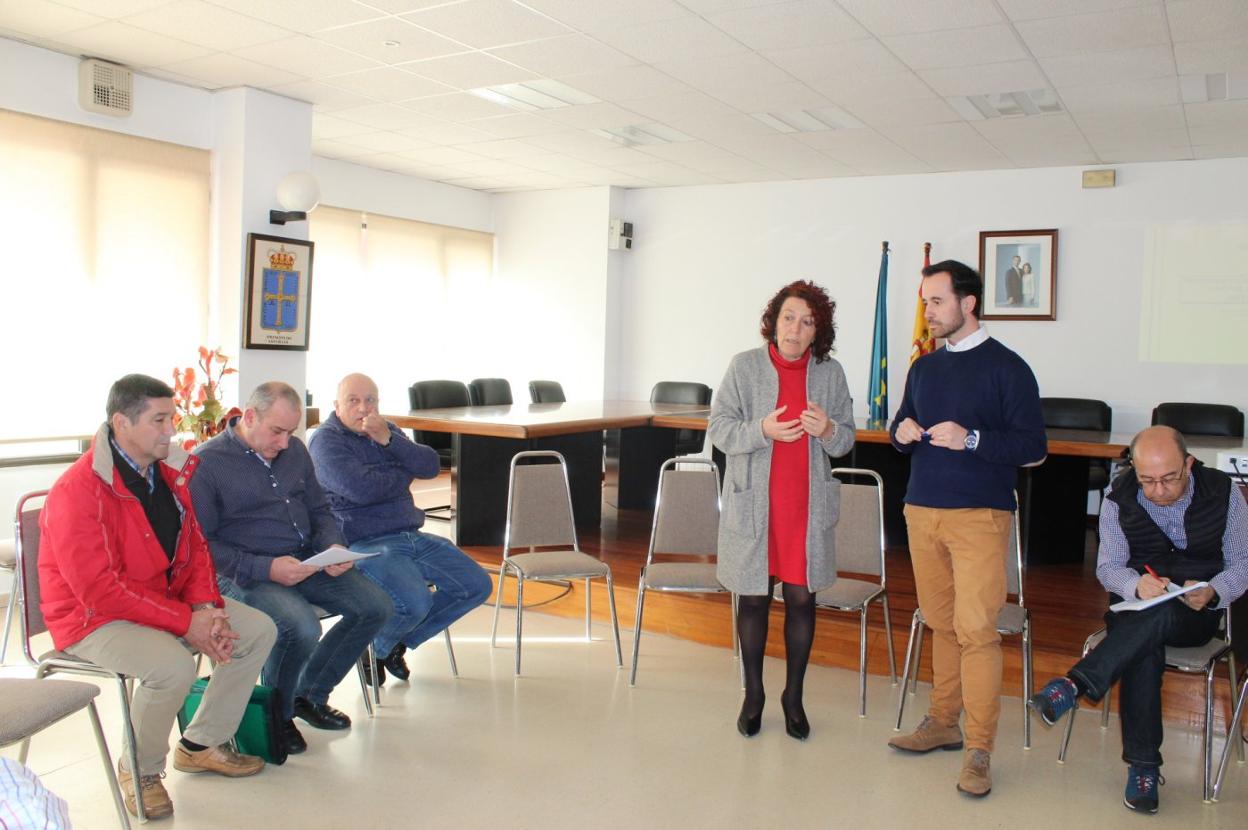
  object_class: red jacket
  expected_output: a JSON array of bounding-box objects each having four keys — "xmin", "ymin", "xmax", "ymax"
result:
[{"xmin": 39, "ymin": 424, "xmax": 223, "ymax": 650}]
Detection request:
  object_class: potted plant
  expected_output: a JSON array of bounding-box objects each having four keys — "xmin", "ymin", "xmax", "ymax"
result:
[{"xmin": 172, "ymin": 347, "xmax": 241, "ymax": 451}]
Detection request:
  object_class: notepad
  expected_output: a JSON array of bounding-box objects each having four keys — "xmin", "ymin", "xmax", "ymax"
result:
[
  {"xmin": 1109, "ymin": 580, "xmax": 1210, "ymax": 613},
  {"xmin": 300, "ymin": 547, "xmax": 380, "ymax": 569}
]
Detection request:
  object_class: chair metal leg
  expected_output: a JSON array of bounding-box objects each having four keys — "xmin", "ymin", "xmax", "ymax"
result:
[
  {"xmin": 584, "ymin": 578, "xmax": 592, "ymax": 642},
  {"xmin": 1022, "ymin": 616, "xmax": 1033, "ymax": 750},
  {"xmin": 1058, "ymin": 698, "xmax": 1078, "ymax": 764},
  {"xmin": 354, "ymin": 656, "xmax": 374, "ymax": 718},
  {"xmin": 629, "ymin": 581, "xmax": 647, "ymax": 686},
  {"xmin": 1229, "ymin": 653, "xmax": 1244, "ymax": 765},
  {"xmin": 1213, "ymin": 668, "xmax": 1248, "ymax": 801},
  {"xmin": 443, "ymin": 629, "xmax": 459, "ymax": 678},
  {"xmin": 87, "ymin": 700, "xmax": 132, "ymax": 830},
  {"xmin": 857, "ymin": 607, "xmax": 869, "ymax": 718},
  {"xmin": 116, "ymin": 678, "xmax": 146, "ymax": 824},
  {"xmin": 490, "ymin": 563, "xmax": 507, "ymax": 648},
  {"xmin": 514, "ymin": 576, "xmax": 524, "ymax": 676},
  {"xmin": 909, "ymin": 622, "xmax": 925, "ymax": 695},
  {"xmin": 368, "ymin": 644, "xmax": 380, "ymax": 706},
  {"xmin": 881, "ymin": 593, "xmax": 897, "ymax": 685},
  {"xmin": 1203, "ymin": 665, "xmax": 1217, "ymax": 802},
  {"xmin": 895, "ymin": 612, "xmax": 921, "ymax": 731},
  {"xmin": 605, "ymin": 572, "xmax": 622, "ymax": 668}
]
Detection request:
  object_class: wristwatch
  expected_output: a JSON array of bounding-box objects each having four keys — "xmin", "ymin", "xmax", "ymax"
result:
[{"xmin": 964, "ymin": 430, "xmax": 980, "ymax": 451}]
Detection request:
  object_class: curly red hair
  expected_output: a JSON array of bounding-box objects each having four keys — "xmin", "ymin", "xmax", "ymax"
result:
[{"xmin": 759, "ymin": 280, "xmax": 837, "ymax": 363}]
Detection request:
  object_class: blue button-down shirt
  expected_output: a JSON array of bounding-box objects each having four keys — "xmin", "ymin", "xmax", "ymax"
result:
[
  {"xmin": 1097, "ymin": 474, "xmax": 1248, "ymax": 609},
  {"xmin": 189, "ymin": 419, "xmax": 344, "ymax": 587}
]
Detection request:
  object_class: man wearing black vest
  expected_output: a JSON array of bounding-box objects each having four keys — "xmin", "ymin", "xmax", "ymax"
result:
[{"xmin": 1029, "ymin": 426, "xmax": 1248, "ymax": 814}]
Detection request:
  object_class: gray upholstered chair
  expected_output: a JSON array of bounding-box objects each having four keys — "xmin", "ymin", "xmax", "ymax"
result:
[
  {"xmin": 358, "ymin": 584, "xmax": 460, "ymax": 706},
  {"xmin": 1058, "ymin": 612, "xmax": 1240, "ymax": 802},
  {"xmin": 4, "ymin": 677, "xmax": 130, "ymax": 829},
  {"xmin": 895, "ymin": 493, "xmax": 1033, "ymax": 748},
  {"xmin": 489, "ymin": 451, "xmax": 622, "ymax": 675},
  {"xmin": 630, "ymin": 457, "xmax": 736, "ymax": 686},
  {"xmin": 468, "ymin": 377, "xmax": 513, "ymax": 407},
  {"xmin": 776, "ymin": 468, "xmax": 896, "ymax": 716},
  {"xmin": 528, "ymin": 380, "xmax": 566, "ymax": 404}
]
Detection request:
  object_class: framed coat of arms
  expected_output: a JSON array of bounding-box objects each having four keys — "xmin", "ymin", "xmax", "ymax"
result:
[{"xmin": 244, "ymin": 233, "xmax": 314, "ymax": 350}]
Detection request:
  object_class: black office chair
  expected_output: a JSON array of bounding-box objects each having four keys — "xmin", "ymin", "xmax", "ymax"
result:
[
  {"xmin": 650, "ymin": 381, "xmax": 712, "ymax": 456},
  {"xmin": 1151, "ymin": 402, "xmax": 1245, "ymax": 438},
  {"xmin": 529, "ymin": 380, "xmax": 566, "ymax": 403},
  {"xmin": 408, "ymin": 380, "xmax": 471, "ymax": 520},
  {"xmin": 1041, "ymin": 397, "xmax": 1113, "ymax": 528},
  {"xmin": 468, "ymin": 378, "xmax": 513, "ymax": 407}
]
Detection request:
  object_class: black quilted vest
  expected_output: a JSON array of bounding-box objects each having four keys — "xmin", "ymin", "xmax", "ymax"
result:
[{"xmin": 1106, "ymin": 460, "xmax": 1229, "ymax": 584}]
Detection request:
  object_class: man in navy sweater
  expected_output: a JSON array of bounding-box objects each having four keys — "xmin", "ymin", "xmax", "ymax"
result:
[
  {"xmin": 886, "ymin": 260, "xmax": 1047, "ymax": 798},
  {"xmin": 309, "ymin": 373, "xmax": 491, "ymax": 683}
]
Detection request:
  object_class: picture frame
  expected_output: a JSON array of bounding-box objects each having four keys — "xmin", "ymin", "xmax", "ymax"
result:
[
  {"xmin": 978, "ymin": 229, "xmax": 1057, "ymax": 321},
  {"xmin": 243, "ymin": 233, "xmax": 314, "ymax": 351}
]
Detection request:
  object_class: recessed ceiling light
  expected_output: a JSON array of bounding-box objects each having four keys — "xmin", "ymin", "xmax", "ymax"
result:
[
  {"xmin": 468, "ymin": 79, "xmax": 599, "ymax": 111},
  {"xmin": 1180, "ymin": 72, "xmax": 1248, "ymax": 103},
  {"xmin": 383, "ymin": 40, "xmax": 401, "ymax": 47},
  {"xmin": 949, "ymin": 89, "xmax": 1062, "ymax": 120},
  {"xmin": 751, "ymin": 106, "xmax": 863, "ymax": 133},
  {"xmin": 589, "ymin": 123, "xmax": 693, "ymax": 146}
]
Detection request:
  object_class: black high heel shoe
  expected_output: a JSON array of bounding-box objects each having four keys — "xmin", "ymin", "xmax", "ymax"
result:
[
  {"xmin": 737, "ymin": 695, "xmax": 764, "ymax": 738},
  {"xmin": 781, "ymin": 689, "xmax": 810, "ymax": 740}
]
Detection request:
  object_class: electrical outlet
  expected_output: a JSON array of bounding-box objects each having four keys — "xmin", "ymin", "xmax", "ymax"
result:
[{"xmin": 1216, "ymin": 451, "xmax": 1248, "ymax": 476}]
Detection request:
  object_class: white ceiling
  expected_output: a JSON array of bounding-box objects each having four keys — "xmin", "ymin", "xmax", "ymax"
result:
[{"xmin": 4, "ymin": 0, "xmax": 1248, "ymax": 192}]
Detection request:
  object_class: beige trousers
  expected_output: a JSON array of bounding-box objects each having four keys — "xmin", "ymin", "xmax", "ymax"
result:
[
  {"xmin": 67, "ymin": 597, "xmax": 276, "ymax": 775},
  {"xmin": 904, "ymin": 505, "xmax": 1011, "ymax": 753}
]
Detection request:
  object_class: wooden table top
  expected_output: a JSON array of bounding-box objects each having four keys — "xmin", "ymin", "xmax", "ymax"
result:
[{"xmin": 386, "ymin": 400, "xmax": 713, "ymax": 440}]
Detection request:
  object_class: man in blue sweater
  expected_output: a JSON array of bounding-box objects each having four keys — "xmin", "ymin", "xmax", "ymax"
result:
[
  {"xmin": 886, "ymin": 260, "xmax": 1047, "ymax": 798},
  {"xmin": 309, "ymin": 373, "xmax": 491, "ymax": 683}
]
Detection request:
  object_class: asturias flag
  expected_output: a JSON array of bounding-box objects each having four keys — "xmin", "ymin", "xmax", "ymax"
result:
[
  {"xmin": 910, "ymin": 242, "xmax": 936, "ymax": 364},
  {"xmin": 868, "ymin": 243, "xmax": 889, "ymax": 427}
]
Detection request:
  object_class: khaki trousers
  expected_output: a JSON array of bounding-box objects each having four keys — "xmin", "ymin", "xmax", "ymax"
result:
[
  {"xmin": 904, "ymin": 505, "xmax": 1011, "ymax": 753},
  {"xmin": 67, "ymin": 597, "xmax": 276, "ymax": 775}
]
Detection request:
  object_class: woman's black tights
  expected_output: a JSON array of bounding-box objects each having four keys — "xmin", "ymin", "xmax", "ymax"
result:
[{"xmin": 737, "ymin": 581, "xmax": 817, "ymax": 717}]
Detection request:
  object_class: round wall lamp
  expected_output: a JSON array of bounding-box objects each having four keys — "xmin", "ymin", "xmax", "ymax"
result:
[{"xmin": 270, "ymin": 170, "xmax": 321, "ymax": 225}]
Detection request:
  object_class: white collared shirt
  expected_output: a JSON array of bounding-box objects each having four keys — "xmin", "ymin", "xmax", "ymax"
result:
[{"xmin": 944, "ymin": 323, "xmax": 989, "ymax": 353}]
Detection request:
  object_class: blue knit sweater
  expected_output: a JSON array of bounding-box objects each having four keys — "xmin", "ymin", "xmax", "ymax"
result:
[
  {"xmin": 308, "ymin": 412, "xmax": 441, "ymax": 544},
  {"xmin": 890, "ymin": 337, "xmax": 1046, "ymax": 511}
]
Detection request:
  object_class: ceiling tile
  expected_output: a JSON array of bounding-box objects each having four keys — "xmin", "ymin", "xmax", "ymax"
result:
[
  {"xmin": 662, "ymin": 111, "xmax": 777, "ymax": 144},
  {"xmin": 713, "ymin": 81, "xmax": 832, "ymax": 114},
  {"xmin": 810, "ymin": 71, "xmax": 937, "ymax": 103},
  {"xmin": 541, "ymin": 102, "xmax": 647, "ymax": 130},
  {"xmin": 608, "ymin": 160, "xmax": 725, "ymax": 185},
  {"xmin": 634, "ymin": 141, "xmax": 752, "ymax": 172},
  {"xmin": 1084, "ymin": 126, "xmax": 1191, "ymax": 153},
  {"xmin": 267, "ymin": 79, "xmax": 378, "ymax": 110},
  {"xmin": 1014, "ymin": 5, "xmax": 1169, "ymax": 58},
  {"xmin": 402, "ymin": 0, "xmax": 569, "ymax": 49},
  {"xmin": 456, "ymin": 138, "xmax": 550, "ymax": 159},
  {"xmin": 706, "ymin": 0, "xmax": 868, "ymax": 50},
  {"xmin": 333, "ymin": 102, "xmax": 444, "ymax": 130},
  {"xmin": 593, "ymin": 16, "xmax": 748, "ymax": 64},
  {"xmin": 1193, "ymin": 139, "xmax": 1248, "ymax": 160},
  {"xmin": 399, "ymin": 51, "xmax": 538, "ymax": 88},
  {"xmin": 918, "ymin": 60, "xmax": 1048, "ymax": 97},
  {"xmin": 677, "ymin": 0, "xmax": 795, "ymax": 11},
  {"xmin": 557, "ymin": 65, "xmax": 692, "ymax": 102},
  {"xmin": 1185, "ymin": 98, "xmax": 1248, "ymax": 130},
  {"xmin": 880, "ymin": 122, "xmax": 1014, "ymax": 170},
  {"xmin": 123, "ymin": 0, "xmax": 290, "ymax": 52},
  {"xmin": 355, "ymin": 0, "xmax": 453, "ymax": 11},
  {"xmin": 202, "ymin": 0, "xmax": 384, "ymax": 34},
  {"xmin": 1174, "ymin": 37, "xmax": 1248, "ymax": 74},
  {"xmin": 1039, "ymin": 44, "xmax": 1175, "ymax": 87},
  {"xmin": 398, "ymin": 121, "xmax": 499, "ymax": 144},
  {"xmin": 324, "ymin": 66, "xmax": 454, "ymax": 101},
  {"xmin": 793, "ymin": 128, "xmax": 930, "ymax": 170},
  {"xmin": 835, "ymin": 0, "xmax": 1003, "ymax": 36},
  {"xmin": 620, "ymin": 91, "xmax": 740, "ymax": 123},
  {"xmin": 311, "ymin": 112, "xmax": 376, "ymax": 138},
  {"xmin": 0, "ymin": 0, "xmax": 104, "ymax": 38},
  {"xmin": 56, "ymin": 21, "xmax": 213, "ymax": 67},
  {"xmin": 396, "ymin": 144, "xmax": 491, "ymax": 165},
  {"xmin": 522, "ymin": 129, "xmax": 626, "ymax": 155},
  {"xmin": 997, "ymin": 0, "xmax": 1156, "ymax": 22},
  {"xmin": 470, "ymin": 113, "xmax": 568, "ymax": 138},
  {"xmin": 441, "ymin": 157, "xmax": 535, "ymax": 176},
  {"xmin": 1058, "ymin": 76, "xmax": 1180, "ymax": 112},
  {"xmin": 235, "ymin": 35, "xmax": 380, "ymax": 78},
  {"xmin": 488, "ymin": 34, "xmax": 637, "ymax": 77},
  {"xmin": 517, "ymin": 0, "xmax": 691, "ymax": 33},
  {"xmin": 654, "ymin": 52, "xmax": 792, "ymax": 96},
  {"xmin": 884, "ymin": 24, "xmax": 1029, "ymax": 70},
  {"xmin": 1167, "ymin": 0, "xmax": 1248, "ymax": 43},
  {"xmin": 55, "ymin": 0, "xmax": 173, "ymax": 17},
  {"xmin": 838, "ymin": 96, "xmax": 962, "ymax": 128},
  {"xmin": 336, "ymin": 130, "xmax": 431, "ymax": 152},
  {"xmin": 399, "ymin": 92, "xmax": 516, "ymax": 121},
  {"xmin": 1074, "ymin": 104, "xmax": 1187, "ymax": 133},
  {"xmin": 314, "ymin": 17, "xmax": 465, "ymax": 65},
  {"xmin": 762, "ymin": 39, "xmax": 909, "ymax": 83},
  {"xmin": 512, "ymin": 151, "xmax": 602, "ymax": 171},
  {"xmin": 159, "ymin": 52, "xmax": 301, "ymax": 87},
  {"xmin": 312, "ymin": 138, "xmax": 377, "ymax": 158}
]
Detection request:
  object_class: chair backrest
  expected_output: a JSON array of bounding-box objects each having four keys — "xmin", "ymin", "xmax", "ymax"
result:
[
  {"xmin": 830, "ymin": 469, "xmax": 885, "ymax": 581},
  {"xmin": 409, "ymin": 380, "xmax": 471, "ymax": 455},
  {"xmin": 649, "ymin": 381, "xmax": 712, "ymax": 407},
  {"xmin": 1040, "ymin": 397, "xmax": 1111, "ymax": 431},
  {"xmin": 468, "ymin": 377, "xmax": 513, "ymax": 407},
  {"xmin": 503, "ymin": 451, "xmax": 578, "ymax": 553},
  {"xmin": 1151, "ymin": 402, "xmax": 1245, "ymax": 438},
  {"xmin": 528, "ymin": 380, "xmax": 565, "ymax": 404},
  {"xmin": 14, "ymin": 491, "xmax": 50, "ymax": 663},
  {"xmin": 648, "ymin": 458, "xmax": 720, "ymax": 564},
  {"xmin": 1006, "ymin": 491, "xmax": 1023, "ymax": 603}
]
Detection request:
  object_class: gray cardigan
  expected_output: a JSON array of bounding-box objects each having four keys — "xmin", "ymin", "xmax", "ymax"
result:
[{"xmin": 708, "ymin": 346, "xmax": 855, "ymax": 595}]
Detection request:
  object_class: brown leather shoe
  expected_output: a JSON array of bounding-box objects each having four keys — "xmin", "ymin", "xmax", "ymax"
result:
[
  {"xmin": 957, "ymin": 749, "xmax": 992, "ymax": 798},
  {"xmin": 888, "ymin": 715, "xmax": 964, "ymax": 753},
  {"xmin": 173, "ymin": 743, "xmax": 265, "ymax": 777},
  {"xmin": 118, "ymin": 764, "xmax": 174, "ymax": 819}
]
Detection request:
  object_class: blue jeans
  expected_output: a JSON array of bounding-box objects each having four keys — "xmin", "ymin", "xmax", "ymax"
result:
[
  {"xmin": 1068, "ymin": 600, "xmax": 1221, "ymax": 767},
  {"xmin": 352, "ymin": 530, "xmax": 493, "ymax": 655},
  {"xmin": 219, "ymin": 568, "xmax": 393, "ymax": 720}
]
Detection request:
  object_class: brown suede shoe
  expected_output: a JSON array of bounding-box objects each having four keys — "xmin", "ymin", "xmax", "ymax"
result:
[
  {"xmin": 173, "ymin": 743, "xmax": 265, "ymax": 777},
  {"xmin": 118, "ymin": 764, "xmax": 174, "ymax": 820},
  {"xmin": 957, "ymin": 748, "xmax": 992, "ymax": 798},
  {"xmin": 888, "ymin": 715, "xmax": 964, "ymax": 753}
]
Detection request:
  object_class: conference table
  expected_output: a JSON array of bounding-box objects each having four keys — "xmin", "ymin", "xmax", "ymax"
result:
[{"xmin": 385, "ymin": 401, "xmax": 712, "ymax": 546}]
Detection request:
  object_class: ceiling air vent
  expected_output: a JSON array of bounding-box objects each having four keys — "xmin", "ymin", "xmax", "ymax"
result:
[{"xmin": 78, "ymin": 58, "xmax": 133, "ymax": 117}]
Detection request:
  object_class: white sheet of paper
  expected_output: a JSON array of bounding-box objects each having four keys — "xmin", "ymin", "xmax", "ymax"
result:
[
  {"xmin": 300, "ymin": 547, "xmax": 380, "ymax": 569},
  {"xmin": 1109, "ymin": 580, "xmax": 1210, "ymax": 613}
]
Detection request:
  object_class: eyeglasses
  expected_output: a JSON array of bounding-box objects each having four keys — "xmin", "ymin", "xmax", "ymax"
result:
[{"xmin": 1137, "ymin": 472, "xmax": 1185, "ymax": 489}]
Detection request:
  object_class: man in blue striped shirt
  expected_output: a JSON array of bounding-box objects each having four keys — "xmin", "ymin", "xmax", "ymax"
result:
[{"xmin": 1029, "ymin": 426, "xmax": 1248, "ymax": 814}]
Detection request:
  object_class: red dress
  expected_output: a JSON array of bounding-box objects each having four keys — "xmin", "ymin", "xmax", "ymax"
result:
[{"xmin": 767, "ymin": 343, "xmax": 810, "ymax": 585}]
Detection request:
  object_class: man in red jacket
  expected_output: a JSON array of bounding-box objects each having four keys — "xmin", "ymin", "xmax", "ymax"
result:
[{"xmin": 39, "ymin": 374, "xmax": 277, "ymax": 820}]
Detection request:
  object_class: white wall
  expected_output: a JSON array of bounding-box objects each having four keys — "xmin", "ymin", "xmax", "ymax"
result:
[
  {"xmin": 314, "ymin": 157, "xmax": 493, "ymax": 233},
  {"xmin": 615, "ymin": 159, "xmax": 1248, "ymax": 434}
]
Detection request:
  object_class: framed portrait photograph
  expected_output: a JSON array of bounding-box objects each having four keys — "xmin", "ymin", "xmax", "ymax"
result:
[
  {"xmin": 978, "ymin": 229, "xmax": 1057, "ymax": 321},
  {"xmin": 243, "ymin": 233, "xmax": 314, "ymax": 350}
]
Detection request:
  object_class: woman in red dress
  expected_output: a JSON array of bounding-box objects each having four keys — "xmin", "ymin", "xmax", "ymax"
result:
[{"xmin": 709, "ymin": 281, "xmax": 855, "ymax": 739}]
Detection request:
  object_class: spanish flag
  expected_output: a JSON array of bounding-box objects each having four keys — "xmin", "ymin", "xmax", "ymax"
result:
[{"xmin": 910, "ymin": 242, "xmax": 936, "ymax": 364}]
